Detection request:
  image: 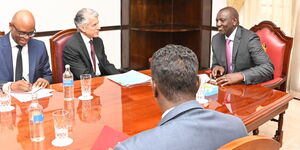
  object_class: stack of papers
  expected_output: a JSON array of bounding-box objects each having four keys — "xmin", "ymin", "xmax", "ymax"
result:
[
  {"xmin": 107, "ymin": 70, "xmax": 151, "ymax": 86},
  {"xmin": 10, "ymin": 88, "xmax": 54, "ymax": 102}
]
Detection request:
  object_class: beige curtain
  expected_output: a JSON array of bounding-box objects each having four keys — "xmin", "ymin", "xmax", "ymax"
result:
[
  {"xmin": 239, "ymin": 0, "xmax": 293, "ymax": 36},
  {"xmin": 227, "ymin": 0, "xmax": 245, "ymax": 11},
  {"xmin": 289, "ymin": 1, "xmax": 300, "ymax": 98},
  {"xmin": 238, "ymin": 0, "xmax": 300, "ymax": 98}
]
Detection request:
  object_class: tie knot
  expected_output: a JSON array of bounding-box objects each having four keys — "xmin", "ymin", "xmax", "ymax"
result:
[
  {"xmin": 89, "ymin": 40, "xmax": 93, "ymax": 45},
  {"xmin": 16, "ymin": 45, "xmax": 23, "ymax": 50},
  {"xmin": 226, "ymin": 39, "xmax": 231, "ymax": 44}
]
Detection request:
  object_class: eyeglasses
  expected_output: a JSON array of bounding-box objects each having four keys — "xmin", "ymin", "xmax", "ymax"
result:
[{"xmin": 11, "ymin": 23, "xmax": 35, "ymax": 38}]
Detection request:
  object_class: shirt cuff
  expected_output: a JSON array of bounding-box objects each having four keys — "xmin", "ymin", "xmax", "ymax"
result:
[
  {"xmin": 241, "ymin": 72, "xmax": 246, "ymax": 82},
  {"xmin": 2, "ymin": 82, "xmax": 12, "ymax": 93}
]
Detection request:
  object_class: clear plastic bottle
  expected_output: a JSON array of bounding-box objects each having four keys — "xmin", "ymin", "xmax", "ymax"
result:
[
  {"xmin": 28, "ymin": 93, "xmax": 45, "ymax": 142},
  {"xmin": 63, "ymin": 64, "xmax": 74, "ymax": 101}
]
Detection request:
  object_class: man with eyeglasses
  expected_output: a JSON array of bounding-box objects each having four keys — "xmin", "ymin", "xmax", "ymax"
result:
[{"xmin": 0, "ymin": 10, "xmax": 52, "ymax": 92}]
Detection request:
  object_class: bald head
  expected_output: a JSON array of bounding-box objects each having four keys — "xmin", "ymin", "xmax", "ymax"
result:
[{"xmin": 9, "ymin": 10, "xmax": 36, "ymax": 46}]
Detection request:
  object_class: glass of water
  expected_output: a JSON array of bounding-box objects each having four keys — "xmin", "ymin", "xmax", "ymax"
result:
[
  {"xmin": 0, "ymin": 89, "xmax": 12, "ymax": 112},
  {"xmin": 80, "ymin": 74, "xmax": 92, "ymax": 98},
  {"xmin": 51, "ymin": 109, "xmax": 73, "ymax": 147}
]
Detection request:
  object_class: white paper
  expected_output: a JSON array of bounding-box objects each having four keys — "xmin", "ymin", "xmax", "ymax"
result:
[
  {"xmin": 107, "ymin": 70, "xmax": 151, "ymax": 86},
  {"xmin": 198, "ymin": 74, "xmax": 210, "ymax": 86},
  {"xmin": 10, "ymin": 88, "xmax": 54, "ymax": 102}
]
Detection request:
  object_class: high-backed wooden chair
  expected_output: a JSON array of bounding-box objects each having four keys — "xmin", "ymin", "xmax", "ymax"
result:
[
  {"xmin": 50, "ymin": 28, "xmax": 77, "ymax": 83},
  {"xmin": 250, "ymin": 21, "xmax": 293, "ymax": 144},
  {"xmin": 218, "ymin": 135, "xmax": 280, "ymax": 150},
  {"xmin": 0, "ymin": 31, "xmax": 5, "ymax": 36},
  {"xmin": 250, "ymin": 21, "xmax": 293, "ymax": 91}
]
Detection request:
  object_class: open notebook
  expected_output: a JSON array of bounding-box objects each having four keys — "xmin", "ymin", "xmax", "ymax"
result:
[
  {"xmin": 91, "ymin": 125, "xmax": 129, "ymax": 150},
  {"xmin": 107, "ymin": 70, "xmax": 151, "ymax": 86}
]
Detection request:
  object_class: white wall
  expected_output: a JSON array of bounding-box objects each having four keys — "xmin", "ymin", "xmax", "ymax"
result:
[
  {"xmin": 211, "ymin": 0, "xmax": 227, "ymax": 66},
  {"xmin": 0, "ymin": 0, "xmax": 121, "ymax": 68}
]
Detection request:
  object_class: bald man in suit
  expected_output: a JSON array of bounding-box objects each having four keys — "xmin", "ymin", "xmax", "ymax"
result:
[{"xmin": 0, "ymin": 10, "xmax": 52, "ymax": 92}]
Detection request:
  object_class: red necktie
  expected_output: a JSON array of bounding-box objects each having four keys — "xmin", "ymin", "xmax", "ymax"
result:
[
  {"xmin": 89, "ymin": 40, "xmax": 96, "ymax": 73},
  {"xmin": 226, "ymin": 39, "xmax": 232, "ymax": 73}
]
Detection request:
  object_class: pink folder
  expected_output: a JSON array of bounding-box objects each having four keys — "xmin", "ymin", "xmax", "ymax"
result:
[{"xmin": 91, "ymin": 125, "xmax": 129, "ymax": 150}]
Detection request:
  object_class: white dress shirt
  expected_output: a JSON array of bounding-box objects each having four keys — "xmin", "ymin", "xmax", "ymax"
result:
[
  {"xmin": 9, "ymin": 33, "xmax": 29, "ymax": 81},
  {"xmin": 80, "ymin": 32, "xmax": 101, "ymax": 76}
]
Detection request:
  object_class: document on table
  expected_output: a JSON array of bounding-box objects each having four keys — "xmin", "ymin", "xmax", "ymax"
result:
[
  {"xmin": 107, "ymin": 70, "xmax": 151, "ymax": 86},
  {"xmin": 10, "ymin": 87, "xmax": 54, "ymax": 102}
]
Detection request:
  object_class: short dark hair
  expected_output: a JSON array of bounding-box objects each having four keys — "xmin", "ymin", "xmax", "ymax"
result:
[
  {"xmin": 219, "ymin": 7, "xmax": 239, "ymax": 25},
  {"xmin": 151, "ymin": 44, "xmax": 199, "ymax": 102}
]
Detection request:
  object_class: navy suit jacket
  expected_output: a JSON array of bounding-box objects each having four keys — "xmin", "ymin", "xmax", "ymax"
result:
[
  {"xmin": 212, "ymin": 26, "xmax": 274, "ymax": 84},
  {"xmin": 0, "ymin": 33, "xmax": 52, "ymax": 87},
  {"xmin": 115, "ymin": 100, "xmax": 248, "ymax": 150}
]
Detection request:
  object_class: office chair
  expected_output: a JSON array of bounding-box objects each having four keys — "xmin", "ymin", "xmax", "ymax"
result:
[
  {"xmin": 49, "ymin": 28, "xmax": 77, "ymax": 83},
  {"xmin": 218, "ymin": 135, "xmax": 280, "ymax": 150}
]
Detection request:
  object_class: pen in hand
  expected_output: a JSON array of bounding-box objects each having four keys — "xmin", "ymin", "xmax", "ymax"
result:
[{"xmin": 22, "ymin": 77, "xmax": 27, "ymax": 81}]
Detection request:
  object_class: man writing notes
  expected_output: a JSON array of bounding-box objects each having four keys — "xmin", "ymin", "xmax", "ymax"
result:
[
  {"xmin": 63, "ymin": 8, "xmax": 119, "ymax": 80},
  {"xmin": 211, "ymin": 7, "xmax": 274, "ymax": 86},
  {"xmin": 114, "ymin": 44, "xmax": 248, "ymax": 150},
  {"xmin": 0, "ymin": 10, "xmax": 52, "ymax": 92}
]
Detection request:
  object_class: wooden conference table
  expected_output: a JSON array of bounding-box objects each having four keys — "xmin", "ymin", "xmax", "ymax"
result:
[{"xmin": 0, "ymin": 70, "xmax": 293, "ymax": 149}]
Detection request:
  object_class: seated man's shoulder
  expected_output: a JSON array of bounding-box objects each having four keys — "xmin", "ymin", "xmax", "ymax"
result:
[{"xmin": 29, "ymin": 38, "xmax": 46, "ymax": 47}]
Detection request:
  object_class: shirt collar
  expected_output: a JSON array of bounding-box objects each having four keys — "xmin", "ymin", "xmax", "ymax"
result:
[
  {"xmin": 225, "ymin": 27, "xmax": 237, "ymax": 41},
  {"xmin": 80, "ymin": 32, "xmax": 92, "ymax": 44},
  {"xmin": 9, "ymin": 32, "xmax": 28, "ymax": 49},
  {"xmin": 162, "ymin": 107, "xmax": 174, "ymax": 119},
  {"xmin": 9, "ymin": 32, "xmax": 19, "ymax": 47}
]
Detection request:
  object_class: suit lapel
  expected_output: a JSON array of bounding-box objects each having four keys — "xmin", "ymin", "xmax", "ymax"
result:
[
  {"xmin": 2, "ymin": 34, "xmax": 14, "ymax": 81},
  {"xmin": 28, "ymin": 40, "xmax": 36, "ymax": 83},
  {"xmin": 158, "ymin": 100, "xmax": 202, "ymax": 126},
  {"xmin": 77, "ymin": 33, "xmax": 93, "ymax": 67},
  {"xmin": 232, "ymin": 26, "xmax": 242, "ymax": 71},
  {"xmin": 93, "ymin": 37, "xmax": 105, "ymax": 73},
  {"xmin": 219, "ymin": 37, "xmax": 227, "ymax": 70}
]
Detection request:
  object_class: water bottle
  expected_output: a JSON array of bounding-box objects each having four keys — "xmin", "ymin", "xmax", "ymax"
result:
[
  {"xmin": 28, "ymin": 93, "xmax": 45, "ymax": 142},
  {"xmin": 63, "ymin": 64, "xmax": 74, "ymax": 101}
]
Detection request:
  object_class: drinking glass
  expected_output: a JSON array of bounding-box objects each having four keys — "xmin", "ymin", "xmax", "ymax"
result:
[
  {"xmin": 51, "ymin": 109, "xmax": 73, "ymax": 147},
  {"xmin": 0, "ymin": 89, "xmax": 12, "ymax": 112},
  {"xmin": 80, "ymin": 74, "xmax": 92, "ymax": 98}
]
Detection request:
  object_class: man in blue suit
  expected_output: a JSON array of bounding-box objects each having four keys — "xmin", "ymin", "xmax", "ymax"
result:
[
  {"xmin": 0, "ymin": 10, "xmax": 52, "ymax": 92},
  {"xmin": 114, "ymin": 44, "xmax": 248, "ymax": 150}
]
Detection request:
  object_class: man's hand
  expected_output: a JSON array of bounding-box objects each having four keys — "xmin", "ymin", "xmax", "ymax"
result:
[
  {"xmin": 10, "ymin": 80, "xmax": 32, "ymax": 92},
  {"xmin": 33, "ymin": 78, "xmax": 49, "ymax": 88},
  {"xmin": 212, "ymin": 66, "xmax": 225, "ymax": 78},
  {"xmin": 216, "ymin": 72, "xmax": 244, "ymax": 86}
]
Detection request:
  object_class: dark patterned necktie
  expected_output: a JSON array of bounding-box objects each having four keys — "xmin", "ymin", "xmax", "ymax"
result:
[
  {"xmin": 15, "ymin": 45, "xmax": 23, "ymax": 81},
  {"xmin": 89, "ymin": 40, "xmax": 96, "ymax": 73}
]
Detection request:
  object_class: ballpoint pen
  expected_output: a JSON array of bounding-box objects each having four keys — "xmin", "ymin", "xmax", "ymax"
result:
[{"xmin": 22, "ymin": 77, "xmax": 27, "ymax": 81}]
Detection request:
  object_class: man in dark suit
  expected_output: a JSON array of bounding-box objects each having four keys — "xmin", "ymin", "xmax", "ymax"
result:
[
  {"xmin": 63, "ymin": 8, "xmax": 119, "ymax": 80},
  {"xmin": 0, "ymin": 10, "xmax": 52, "ymax": 92},
  {"xmin": 115, "ymin": 44, "xmax": 247, "ymax": 150},
  {"xmin": 211, "ymin": 7, "xmax": 274, "ymax": 86}
]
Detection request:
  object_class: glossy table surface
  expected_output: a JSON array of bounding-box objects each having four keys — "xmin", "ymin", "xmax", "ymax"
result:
[{"xmin": 0, "ymin": 70, "xmax": 293, "ymax": 149}]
